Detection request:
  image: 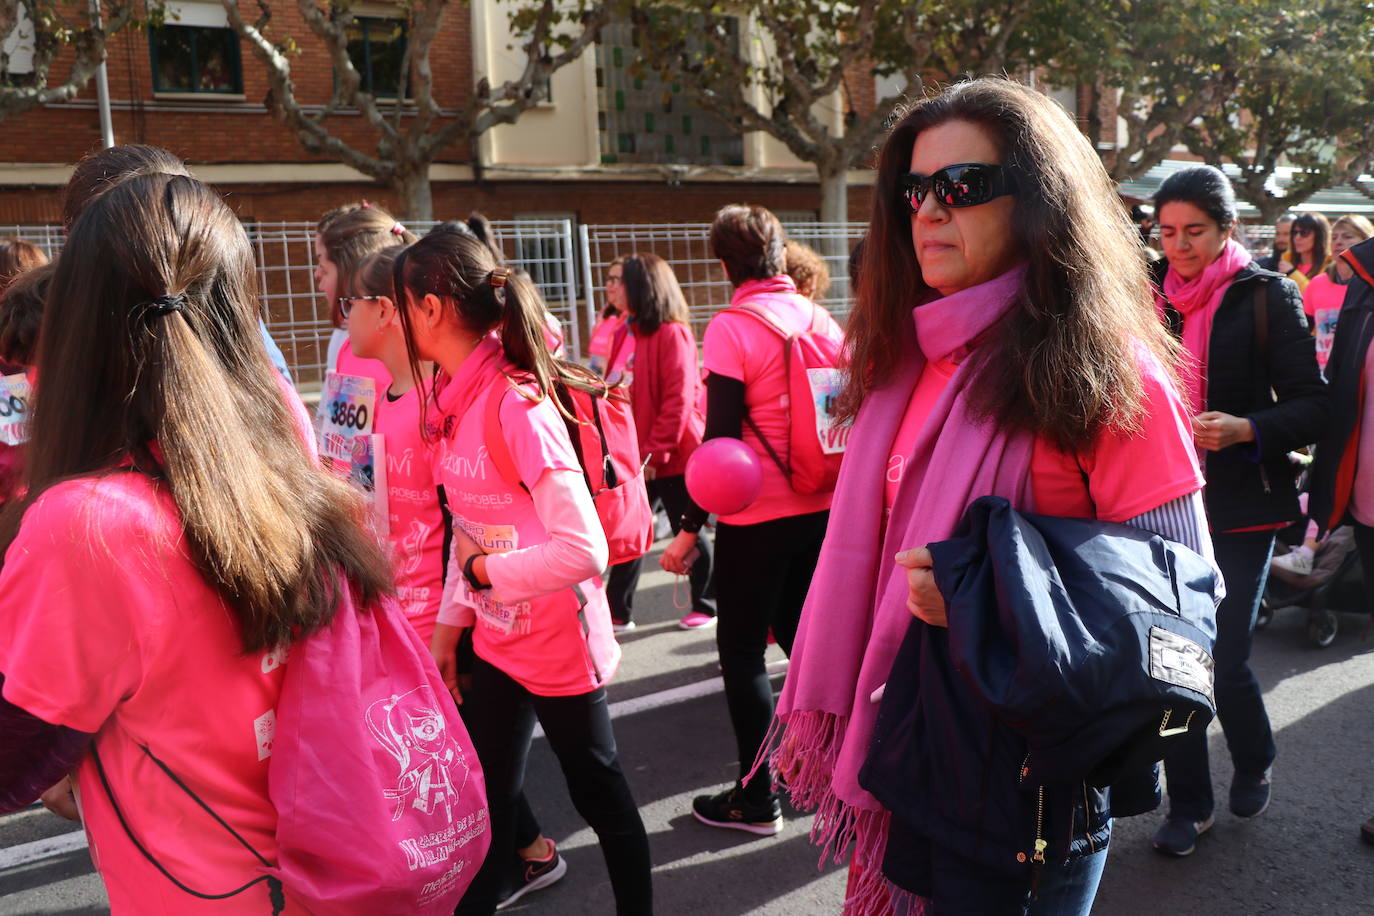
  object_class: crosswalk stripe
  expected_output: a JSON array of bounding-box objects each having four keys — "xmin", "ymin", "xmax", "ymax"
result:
[{"xmin": 0, "ymin": 828, "xmax": 88, "ymax": 870}]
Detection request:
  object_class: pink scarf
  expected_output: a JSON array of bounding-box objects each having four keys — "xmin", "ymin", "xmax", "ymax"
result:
[
  {"xmin": 767, "ymin": 267, "xmax": 1034, "ymax": 914},
  {"xmin": 1157, "ymin": 238, "xmax": 1251, "ymax": 415}
]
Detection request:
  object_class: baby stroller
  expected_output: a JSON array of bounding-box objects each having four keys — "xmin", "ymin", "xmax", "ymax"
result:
[{"xmin": 1258, "ymin": 526, "xmax": 1367, "ymax": 647}]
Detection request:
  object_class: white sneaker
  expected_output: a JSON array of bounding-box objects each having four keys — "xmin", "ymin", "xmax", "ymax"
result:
[
  {"xmin": 1272, "ymin": 546, "xmax": 1314, "ymax": 576},
  {"xmin": 612, "ymin": 619, "xmax": 636, "ymax": 634}
]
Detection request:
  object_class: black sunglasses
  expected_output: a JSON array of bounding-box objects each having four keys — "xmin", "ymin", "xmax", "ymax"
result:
[
  {"xmin": 338, "ymin": 295, "xmax": 382, "ymax": 318},
  {"xmin": 900, "ymin": 163, "xmax": 1018, "ymax": 211}
]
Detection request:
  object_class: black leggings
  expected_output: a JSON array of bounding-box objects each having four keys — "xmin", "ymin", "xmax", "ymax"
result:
[
  {"xmin": 607, "ymin": 475, "xmax": 716, "ymax": 621},
  {"xmin": 714, "ymin": 510, "xmax": 829, "ymax": 798},
  {"xmin": 455, "ymin": 658, "xmax": 652, "ymax": 916}
]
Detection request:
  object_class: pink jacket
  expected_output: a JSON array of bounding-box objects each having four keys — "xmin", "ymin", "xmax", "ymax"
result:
[{"xmin": 629, "ymin": 321, "xmax": 704, "ymax": 477}]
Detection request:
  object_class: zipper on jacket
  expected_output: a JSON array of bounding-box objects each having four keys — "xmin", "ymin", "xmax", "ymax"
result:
[{"xmin": 1030, "ymin": 785, "xmax": 1048, "ymax": 896}]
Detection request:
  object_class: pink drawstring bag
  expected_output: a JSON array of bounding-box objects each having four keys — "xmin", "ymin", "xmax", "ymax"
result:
[{"xmin": 268, "ymin": 588, "xmax": 490, "ymax": 915}]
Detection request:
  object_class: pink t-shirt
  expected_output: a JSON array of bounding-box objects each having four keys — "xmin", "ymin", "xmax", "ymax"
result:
[
  {"xmin": 335, "ymin": 338, "xmax": 392, "ymax": 391},
  {"xmin": 1303, "ymin": 273, "xmax": 1347, "ymax": 371},
  {"xmin": 375, "ymin": 384, "xmax": 445, "ymax": 646},
  {"xmin": 587, "ymin": 313, "xmax": 628, "ymax": 377},
  {"xmin": 430, "ymin": 354, "xmax": 619, "ymax": 696},
  {"xmin": 886, "ymin": 352, "xmax": 1203, "ymax": 522},
  {"xmin": 0, "ymin": 473, "xmax": 284, "ymax": 914},
  {"xmin": 702, "ymin": 280, "xmax": 843, "ymax": 525}
]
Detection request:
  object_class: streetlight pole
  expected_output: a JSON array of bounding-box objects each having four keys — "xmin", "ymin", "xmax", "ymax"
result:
[{"xmin": 87, "ymin": 0, "xmax": 114, "ymax": 147}]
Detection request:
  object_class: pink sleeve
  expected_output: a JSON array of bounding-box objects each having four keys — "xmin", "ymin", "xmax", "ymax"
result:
[
  {"xmin": 702, "ymin": 313, "xmax": 749, "ymax": 383},
  {"xmin": 485, "ymin": 468, "xmax": 608, "ymax": 603},
  {"xmin": 0, "ymin": 481, "xmax": 149, "ymax": 731},
  {"xmin": 1080, "ymin": 352, "xmax": 1205, "ymax": 523},
  {"xmin": 437, "ymin": 541, "xmax": 476, "ymax": 629},
  {"xmin": 502, "ymin": 391, "xmax": 582, "ymax": 488}
]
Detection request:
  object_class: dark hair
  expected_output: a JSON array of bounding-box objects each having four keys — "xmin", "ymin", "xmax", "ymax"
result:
[
  {"xmin": 848, "ymin": 236, "xmax": 866, "ymax": 288},
  {"xmin": 0, "ymin": 260, "xmax": 53, "ymax": 366},
  {"xmin": 351, "ymin": 245, "xmax": 407, "ymax": 300},
  {"xmin": 0, "ymin": 239, "xmax": 48, "ymax": 292},
  {"xmin": 1291, "ymin": 212, "xmax": 1332, "ymax": 271},
  {"xmin": 62, "ymin": 145, "xmax": 190, "ymax": 230},
  {"xmin": 1153, "ymin": 165, "xmax": 1238, "ymax": 232},
  {"xmin": 317, "ymin": 203, "xmax": 418, "ymax": 327},
  {"xmin": 1130, "ymin": 203, "xmax": 1155, "ymax": 223},
  {"xmin": 710, "ymin": 204, "xmax": 786, "ymax": 287},
  {"xmin": 847, "ymin": 77, "xmax": 1178, "ymax": 451},
  {"xmin": 621, "ymin": 252, "xmax": 690, "ymax": 334},
  {"xmin": 3, "ymin": 173, "xmax": 392, "ymax": 652},
  {"xmin": 784, "ymin": 240, "xmax": 830, "ymax": 300},
  {"xmin": 393, "ymin": 232, "xmax": 596, "ymax": 430},
  {"xmin": 601, "ymin": 257, "xmax": 625, "ymax": 319},
  {"xmin": 426, "ymin": 212, "xmax": 506, "ymax": 266}
]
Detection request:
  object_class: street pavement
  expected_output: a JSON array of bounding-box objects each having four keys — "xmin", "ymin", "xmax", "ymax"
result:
[{"xmin": 3, "ymin": 539, "xmax": 1374, "ymax": 914}]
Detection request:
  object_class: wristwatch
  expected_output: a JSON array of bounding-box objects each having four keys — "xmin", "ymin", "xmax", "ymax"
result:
[{"xmin": 462, "ymin": 553, "xmax": 490, "ymax": 591}]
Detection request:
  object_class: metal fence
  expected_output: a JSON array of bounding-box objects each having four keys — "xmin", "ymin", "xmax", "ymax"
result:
[
  {"xmin": 579, "ymin": 222, "xmax": 866, "ymax": 346},
  {"xmin": 0, "ymin": 219, "xmax": 580, "ymax": 393}
]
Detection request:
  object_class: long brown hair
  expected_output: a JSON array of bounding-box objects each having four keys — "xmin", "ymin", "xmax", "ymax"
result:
[
  {"xmin": 1, "ymin": 173, "xmax": 391, "ymax": 651},
  {"xmin": 62, "ymin": 144, "xmax": 189, "ymax": 230},
  {"xmin": 318, "ymin": 203, "xmax": 418, "ymax": 326},
  {"xmin": 0, "ymin": 238, "xmax": 47, "ymax": 292},
  {"xmin": 846, "ymin": 78, "xmax": 1178, "ymax": 451},
  {"xmin": 621, "ymin": 252, "xmax": 690, "ymax": 334}
]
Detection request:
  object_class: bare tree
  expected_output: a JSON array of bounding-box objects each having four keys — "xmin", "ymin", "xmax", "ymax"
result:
[
  {"xmin": 221, "ymin": 0, "xmax": 621, "ymax": 219},
  {"xmin": 0, "ymin": 0, "xmax": 135, "ymax": 120},
  {"xmin": 630, "ymin": 0, "xmax": 1048, "ymax": 225}
]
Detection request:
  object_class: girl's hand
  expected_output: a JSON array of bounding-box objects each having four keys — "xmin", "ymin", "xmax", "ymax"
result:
[
  {"xmin": 660, "ymin": 530, "xmax": 699, "ymax": 576},
  {"xmin": 1192, "ymin": 411, "xmax": 1254, "ymax": 451},
  {"xmin": 896, "ymin": 546, "xmax": 947, "ymax": 627},
  {"xmin": 41, "ymin": 776, "xmax": 79, "ymax": 821},
  {"xmin": 1278, "ymin": 259, "xmax": 1294, "ymax": 274},
  {"xmin": 452, "ymin": 527, "xmax": 487, "ymax": 587},
  {"xmin": 430, "ymin": 623, "xmax": 463, "ymax": 705}
]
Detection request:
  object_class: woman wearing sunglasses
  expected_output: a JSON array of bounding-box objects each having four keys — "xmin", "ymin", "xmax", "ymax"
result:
[
  {"xmin": 769, "ymin": 78, "xmax": 1210, "ymax": 915},
  {"xmin": 1147, "ymin": 166, "xmax": 1328, "ymax": 858},
  {"xmin": 1277, "ymin": 212, "xmax": 1332, "ymax": 294}
]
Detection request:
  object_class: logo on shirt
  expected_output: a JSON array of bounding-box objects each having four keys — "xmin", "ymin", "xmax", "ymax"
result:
[
  {"xmin": 399, "ymin": 519, "xmax": 430, "ymax": 576},
  {"xmin": 254, "ymin": 709, "xmax": 276, "ymax": 761},
  {"xmin": 438, "ymin": 446, "xmax": 489, "ymax": 481}
]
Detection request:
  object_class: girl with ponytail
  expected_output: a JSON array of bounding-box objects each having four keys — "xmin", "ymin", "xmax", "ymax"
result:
[
  {"xmin": 394, "ymin": 231, "xmax": 653, "ymax": 916},
  {"xmin": 0, "ymin": 172, "xmax": 393, "ymax": 912}
]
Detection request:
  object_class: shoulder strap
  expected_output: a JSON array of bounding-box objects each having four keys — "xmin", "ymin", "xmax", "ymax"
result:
[
  {"xmin": 729, "ymin": 302, "xmax": 795, "ymax": 340},
  {"xmin": 90, "ymin": 741, "xmax": 285, "ymax": 914},
  {"xmin": 482, "ymin": 377, "xmax": 528, "ymax": 494}
]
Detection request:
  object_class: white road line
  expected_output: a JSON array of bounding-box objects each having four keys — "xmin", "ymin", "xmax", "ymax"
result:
[
  {"xmin": 0, "ymin": 828, "xmax": 88, "ymax": 870},
  {"xmin": 1, "ymin": 661, "xmax": 788, "ymax": 871}
]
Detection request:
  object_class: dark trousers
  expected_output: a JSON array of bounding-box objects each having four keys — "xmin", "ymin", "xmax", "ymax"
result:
[
  {"xmin": 714, "ymin": 510, "xmax": 829, "ymax": 797},
  {"xmin": 455, "ymin": 659, "xmax": 652, "ymax": 916},
  {"xmin": 607, "ymin": 475, "xmax": 715, "ymax": 622},
  {"xmin": 1350, "ymin": 522, "xmax": 1374, "ymax": 616},
  {"xmin": 1163, "ymin": 530, "xmax": 1278, "ymax": 820}
]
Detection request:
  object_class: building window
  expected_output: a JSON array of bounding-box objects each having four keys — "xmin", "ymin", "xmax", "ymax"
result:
[
  {"xmin": 594, "ymin": 20, "xmax": 743, "ymax": 167},
  {"xmin": 347, "ymin": 17, "xmax": 407, "ymax": 98},
  {"xmin": 149, "ymin": 21, "xmax": 242, "ymax": 94}
]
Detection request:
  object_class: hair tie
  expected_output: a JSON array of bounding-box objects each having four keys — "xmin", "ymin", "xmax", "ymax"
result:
[
  {"xmin": 391, "ymin": 222, "xmax": 407, "ymax": 236},
  {"xmin": 144, "ymin": 293, "xmax": 187, "ymax": 319},
  {"xmin": 489, "ymin": 267, "xmax": 512, "ymax": 306}
]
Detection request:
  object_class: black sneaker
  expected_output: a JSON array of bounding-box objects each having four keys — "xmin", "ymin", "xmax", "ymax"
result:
[
  {"xmin": 1230, "ymin": 769, "xmax": 1272, "ymax": 818},
  {"xmin": 496, "ymin": 839, "xmax": 567, "ymax": 910},
  {"xmin": 691, "ymin": 783, "xmax": 783, "ymax": 836}
]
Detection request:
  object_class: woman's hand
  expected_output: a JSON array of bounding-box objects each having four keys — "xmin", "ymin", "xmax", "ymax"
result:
[
  {"xmin": 430, "ymin": 623, "xmax": 463, "ymax": 705},
  {"xmin": 452, "ymin": 527, "xmax": 487, "ymax": 587},
  {"xmin": 1192, "ymin": 411, "xmax": 1255, "ymax": 451},
  {"xmin": 660, "ymin": 530, "xmax": 700, "ymax": 576},
  {"xmin": 1278, "ymin": 258, "xmax": 1294, "ymax": 274},
  {"xmin": 41, "ymin": 776, "xmax": 79, "ymax": 821},
  {"xmin": 896, "ymin": 546, "xmax": 947, "ymax": 627}
]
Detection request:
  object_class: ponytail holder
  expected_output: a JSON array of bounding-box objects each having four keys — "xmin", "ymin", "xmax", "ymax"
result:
[
  {"xmin": 489, "ymin": 267, "xmax": 512, "ymax": 306},
  {"xmin": 143, "ymin": 293, "xmax": 187, "ymax": 319}
]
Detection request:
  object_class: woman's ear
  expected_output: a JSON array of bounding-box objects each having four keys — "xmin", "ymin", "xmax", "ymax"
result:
[
  {"xmin": 419, "ymin": 292, "xmax": 445, "ymax": 329},
  {"xmin": 375, "ymin": 295, "xmax": 397, "ymax": 328}
]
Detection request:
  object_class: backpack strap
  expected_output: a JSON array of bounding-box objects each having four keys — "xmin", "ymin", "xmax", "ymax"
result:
[
  {"xmin": 90, "ymin": 741, "xmax": 285, "ymax": 915},
  {"xmin": 726, "ymin": 303, "xmax": 794, "ymax": 483},
  {"xmin": 482, "ymin": 376, "xmax": 528, "ymax": 495}
]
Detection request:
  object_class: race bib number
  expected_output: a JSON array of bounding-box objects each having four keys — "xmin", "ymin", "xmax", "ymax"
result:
[
  {"xmin": 456, "ymin": 518, "xmax": 520, "ymax": 554},
  {"xmin": 0, "ymin": 374, "xmax": 31, "ymax": 446},
  {"xmin": 475, "ymin": 593, "xmax": 518, "ymax": 635},
  {"xmin": 317, "ymin": 372, "xmax": 377, "ymax": 463},
  {"xmin": 807, "ymin": 367, "xmax": 850, "ymax": 455}
]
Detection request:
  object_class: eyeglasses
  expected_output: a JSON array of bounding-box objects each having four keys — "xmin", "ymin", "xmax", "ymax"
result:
[
  {"xmin": 338, "ymin": 295, "xmax": 381, "ymax": 318},
  {"xmin": 900, "ymin": 163, "xmax": 1018, "ymax": 211},
  {"xmin": 605, "ymin": 275, "xmax": 624, "ymax": 286},
  {"xmin": 1292, "ymin": 227, "xmax": 1315, "ymax": 238}
]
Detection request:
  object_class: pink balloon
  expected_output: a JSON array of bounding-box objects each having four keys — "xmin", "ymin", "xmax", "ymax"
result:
[{"xmin": 685, "ymin": 437, "xmax": 763, "ymax": 516}]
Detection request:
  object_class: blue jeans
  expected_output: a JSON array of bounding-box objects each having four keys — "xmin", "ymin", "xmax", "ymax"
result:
[
  {"xmin": 896, "ymin": 843, "xmax": 1109, "ymax": 916},
  {"xmin": 1162, "ymin": 530, "xmax": 1278, "ymax": 821}
]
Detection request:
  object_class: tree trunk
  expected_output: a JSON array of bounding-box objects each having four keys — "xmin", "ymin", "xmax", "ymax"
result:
[
  {"xmin": 819, "ymin": 167, "xmax": 848, "ymax": 225},
  {"xmin": 396, "ymin": 165, "xmax": 434, "ymax": 221}
]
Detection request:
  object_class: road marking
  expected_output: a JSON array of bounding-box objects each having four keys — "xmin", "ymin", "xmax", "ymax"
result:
[
  {"xmin": 0, "ymin": 828, "xmax": 88, "ymax": 870},
  {"xmin": 1, "ymin": 662, "xmax": 788, "ymax": 870}
]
